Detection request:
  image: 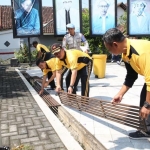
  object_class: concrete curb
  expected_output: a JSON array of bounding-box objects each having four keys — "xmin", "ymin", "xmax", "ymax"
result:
[{"xmin": 58, "ymin": 106, "xmax": 107, "ymax": 150}]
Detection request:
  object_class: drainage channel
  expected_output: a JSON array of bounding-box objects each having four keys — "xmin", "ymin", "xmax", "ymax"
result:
[{"xmin": 21, "ymin": 71, "xmax": 106, "ymax": 150}]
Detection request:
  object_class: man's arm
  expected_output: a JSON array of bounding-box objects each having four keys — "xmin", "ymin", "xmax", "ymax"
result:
[
  {"xmin": 62, "ymin": 35, "xmax": 67, "ymax": 50},
  {"xmin": 81, "ymin": 34, "xmax": 89, "ymax": 53},
  {"xmin": 112, "ymin": 62, "xmax": 138, "ymax": 104},
  {"xmin": 55, "ymin": 69, "xmax": 62, "ymax": 92},
  {"xmin": 39, "ymin": 75, "xmax": 47, "ymax": 95},
  {"xmin": 45, "ymin": 71, "xmax": 56, "ymax": 87},
  {"xmin": 36, "ymin": 45, "xmax": 42, "ymax": 58}
]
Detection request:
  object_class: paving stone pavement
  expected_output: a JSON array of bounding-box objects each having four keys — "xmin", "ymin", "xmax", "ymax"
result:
[{"xmin": 0, "ymin": 66, "xmax": 67, "ymax": 150}]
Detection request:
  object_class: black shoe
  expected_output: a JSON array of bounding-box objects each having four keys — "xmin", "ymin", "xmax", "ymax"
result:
[{"xmin": 129, "ymin": 130, "xmax": 150, "ymax": 139}]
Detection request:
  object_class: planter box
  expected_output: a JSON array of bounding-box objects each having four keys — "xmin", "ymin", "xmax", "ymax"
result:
[{"xmin": 10, "ymin": 58, "xmax": 19, "ymax": 67}]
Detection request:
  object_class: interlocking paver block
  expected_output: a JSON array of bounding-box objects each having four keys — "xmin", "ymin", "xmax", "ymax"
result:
[
  {"xmin": 32, "ymin": 140, "xmax": 52, "ymax": 145},
  {"xmin": 9, "ymin": 125, "xmax": 17, "ymax": 132},
  {"xmin": 27, "ymin": 125, "xmax": 43, "ymax": 130},
  {"xmin": 2, "ymin": 137, "xmax": 10, "ymax": 146},
  {"xmin": 24, "ymin": 118, "xmax": 32, "ymax": 124},
  {"xmin": 49, "ymin": 134, "xmax": 61, "ymax": 143},
  {"xmin": 38, "ymin": 131, "xmax": 49, "ymax": 140},
  {"xmin": 1, "ymin": 124, "xmax": 8, "ymax": 130},
  {"xmin": 21, "ymin": 137, "xmax": 39, "ymax": 143},
  {"xmin": 8, "ymin": 114, "xmax": 16, "ymax": 120},
  {"xmin": 37, "ymin": 127, "xmax": 53, "ymax": 132},
  {"xmin": 1, "ymin": 132, "xmax": 18, "ymax": 137},
  {"xmin": 37, "ymin": 112, "xmax": 45, "ymax": 116},
  {"xmin": 34, "ymin": 145, "xmax": 44, "ymax": 150},
  {"xmin": 16, "ymin": 116, "xmax": 24, "ymax": 122},
  {"xmin": 18, "ymin": 127, "xmax": 27, "ymax": 135},
  {"xmin": 28, "ymin": 129, "xmax": 38, "ymax": 137},
  {"xmin": 10, "ymin": 134, "xmax": 28, "ymax": 140},
  {"xmin": 42, "ymin": 121, "xmax": 51, "ymax": 127},
  {"xmin": 33, "ymin": 119, "xmax": 41, "ymax": 125},
  {"xmin": 1, "ymin": 113, "xmax": 7, "ymax": 119}
]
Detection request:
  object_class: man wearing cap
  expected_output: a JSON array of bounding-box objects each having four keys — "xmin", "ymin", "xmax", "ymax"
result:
[
  {"xmin": 62, "ymin": 23, "xmax": 89, "ymax": 53},
  {"xmin": 32, "ymin": 41, "xmax": 52, "ymax": 61},
  {"xmin": 33, "ymin": 41, "xmax": 56, "ymax": 90},
  {"xmin": 36, "ymin": 58, "xmax": 57, "ymax": 95},
  {"xmin": 51, "ymin": 43, "xmax": 92, "ymax": 97},
  {"xmin": 92, "ymin": 0, "xmax": 115, "ymax": 34}
]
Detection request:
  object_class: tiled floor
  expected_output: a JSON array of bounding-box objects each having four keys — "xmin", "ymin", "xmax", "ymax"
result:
[{"xmin": 26, "ymin": 63, "xmax": 150, "ymax": 150}]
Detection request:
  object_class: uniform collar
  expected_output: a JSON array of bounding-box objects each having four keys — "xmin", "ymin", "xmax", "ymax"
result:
[
  {"xmin": 60, "ymin": 51, "xmax": 67, "ymax": 65},
  {"xmin": 124, "ymin": 38, "xmax": 130, "ymax": 57},
  {"xmin": 68, "ymin": 32, "xmax": 76, "ymax": 37}
]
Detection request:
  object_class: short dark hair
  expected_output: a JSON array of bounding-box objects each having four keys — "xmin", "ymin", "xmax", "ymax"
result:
[
  {"xmin": 32, "ymin": 41, "xmax": 38, "ymax": 45},
  {"xmin": 102, "ymin": 28, "xmax": 125, "ymax": 45},
  {"xmin": 36, "ymin": 58, "xmax": 44, "ymax": 66}
]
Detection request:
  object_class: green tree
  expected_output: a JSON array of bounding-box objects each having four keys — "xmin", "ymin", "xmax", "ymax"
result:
[
  {"xmin": 118, "ymin": 11, "xmax": 127, "ymax": 34},
  {"xmin": 82, "ymin": 9, "xmax": 109, "ymax": 56}
]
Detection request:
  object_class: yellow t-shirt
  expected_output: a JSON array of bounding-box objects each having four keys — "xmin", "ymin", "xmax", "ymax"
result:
[
  {"xmin": 43, "ymin": 58, "xmax": 56, "ymax": 76},
  {"xmin": 56, "ymin": 49, "xmax": 92, "ymax": 71},
  {"xmin": 36, "ymin": 44, "xmax": 50, "ymax": 53},
  {"xmin": 122, "ymin": 38, "xmax": 150, "ymax": 91}
]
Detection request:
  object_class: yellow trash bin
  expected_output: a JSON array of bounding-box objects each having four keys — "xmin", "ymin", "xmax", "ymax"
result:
[{"xmin": 92, "ymin": 54, "xmax": 107, "ymax": 78}]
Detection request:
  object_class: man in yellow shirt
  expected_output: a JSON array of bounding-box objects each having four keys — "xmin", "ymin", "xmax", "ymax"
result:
[
  {"xmin": 36, "ymin": 58, "xmax": 67, "ymax": 94},
  {"xmin": 103, "ymin": 28, "xmax": 150, "ymax": 139},
  {"xmin": 51, "ymin": 43, "xmax": 92, "ymax": 97},
  {"xmin": 32, "ymin": 41, "xmax": 52, "ymax": 61},
  {"xmin": 36, "ymin": 58, "xmax": 56, "ymax": 94},
  {"xmin": 33, "ymin": 41, "xmax": 56, "ymax": 90}
]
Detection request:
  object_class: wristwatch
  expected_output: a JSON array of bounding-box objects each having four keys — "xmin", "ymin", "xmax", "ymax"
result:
[
  {"xmin": 143, "ymin": 101, "xmax": 150, "ymax": 109},
  {"xmin": 69, "ymin": 85, "xmax": 74, "ymax": 89}
]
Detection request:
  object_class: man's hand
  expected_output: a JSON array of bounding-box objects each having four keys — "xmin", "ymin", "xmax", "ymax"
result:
[
  {"xmin": 140, "ymin": 107, "xmax": 150, "ymax": 119},
  {"xmin": 68, "ymin": 86, "xmax": 73, "ymax": 94},
  {"xmin": 111, "ymin": 94, "xmax": 123, "ymax": 104},
  {"xmin": 39, "ymin": 89, "xmax": 44, "ymax": 95},
  {"xmin": 84, "ymin": 50, "xmax": 88, "ymax": 53},
  {"xmin": 44, "ymin": 81, "xmax": 49, "ymax": 88},
  {"xmin": 55, "ymin": 85, "xmax": 61, "ymax": 93}
]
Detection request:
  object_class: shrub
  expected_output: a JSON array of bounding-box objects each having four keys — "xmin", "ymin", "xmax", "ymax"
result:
[{"xmin": 14, "ymin": 44, "xmax": 37, "ymax": 63}]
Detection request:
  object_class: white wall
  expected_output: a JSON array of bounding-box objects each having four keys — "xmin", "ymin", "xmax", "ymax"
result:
[
  {"xmin": 0, "ymin": 30, "xmax": 20, "ymax": 60},
  {"xmin": 117, "ymin": 7, "xmax": 125, "ymax": 25}
]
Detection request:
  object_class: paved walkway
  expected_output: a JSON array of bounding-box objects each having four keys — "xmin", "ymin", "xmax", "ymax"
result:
[
  {"xmin": 26, "ymin": 63, "xmax": 150, "ymax": 150},
  {"xmin": 0, "ymin": 66, "xmax": 82, "ymax": 150}
]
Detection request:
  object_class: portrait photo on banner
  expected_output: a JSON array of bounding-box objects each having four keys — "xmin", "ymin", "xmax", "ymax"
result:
[
  {"xmin": 11, "ymin": 0, "xmax": 43, "ymax": 38},
  {"xmin": 89, "ymin": 0, "xmax": 117, "ymax": 36},
  {"xmin": 53, "ymin": 0, "xmax": 82, "ymax": 36},
  {"xmin": 128, "ymin": 0, "xmax": 150, "ymax": 36}
]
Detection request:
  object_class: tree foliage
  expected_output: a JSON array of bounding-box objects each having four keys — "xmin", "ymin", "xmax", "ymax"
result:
[
  {"xmin": 118, "ymin": 11, "xmax": 127, "ymax": 34},
  {"xmin": 14, "ymin": 44, "xmax": 37, "ymax": 63}
]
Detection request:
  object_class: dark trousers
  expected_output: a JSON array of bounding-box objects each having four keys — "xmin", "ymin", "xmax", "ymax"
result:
[
  {"xmin": 140, "ymin": 83, "xmax": 150, "ymax": 133},
  {"xmin": 43, "ymin": 52, "xmax": 52, "ymax": 61},
  {"xmin": 66, "ymin": 60, "xmax": 93, "ymax": 97},
  {"xmin": 47, "ymin": 71, "xmax": 56, "ymax": 89},
  {"xmin": 43, "ymin": 52, "xmax": 56, "ymax": 89},
  {"xmin": 61, "ymin": 67, "xmax": 68, "ymax": 90}
]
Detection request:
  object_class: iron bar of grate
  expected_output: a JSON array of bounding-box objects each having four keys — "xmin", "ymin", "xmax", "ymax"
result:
[{"xmin": 58, "ymin": 91, "xmax": 147, "ymax": 132}]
